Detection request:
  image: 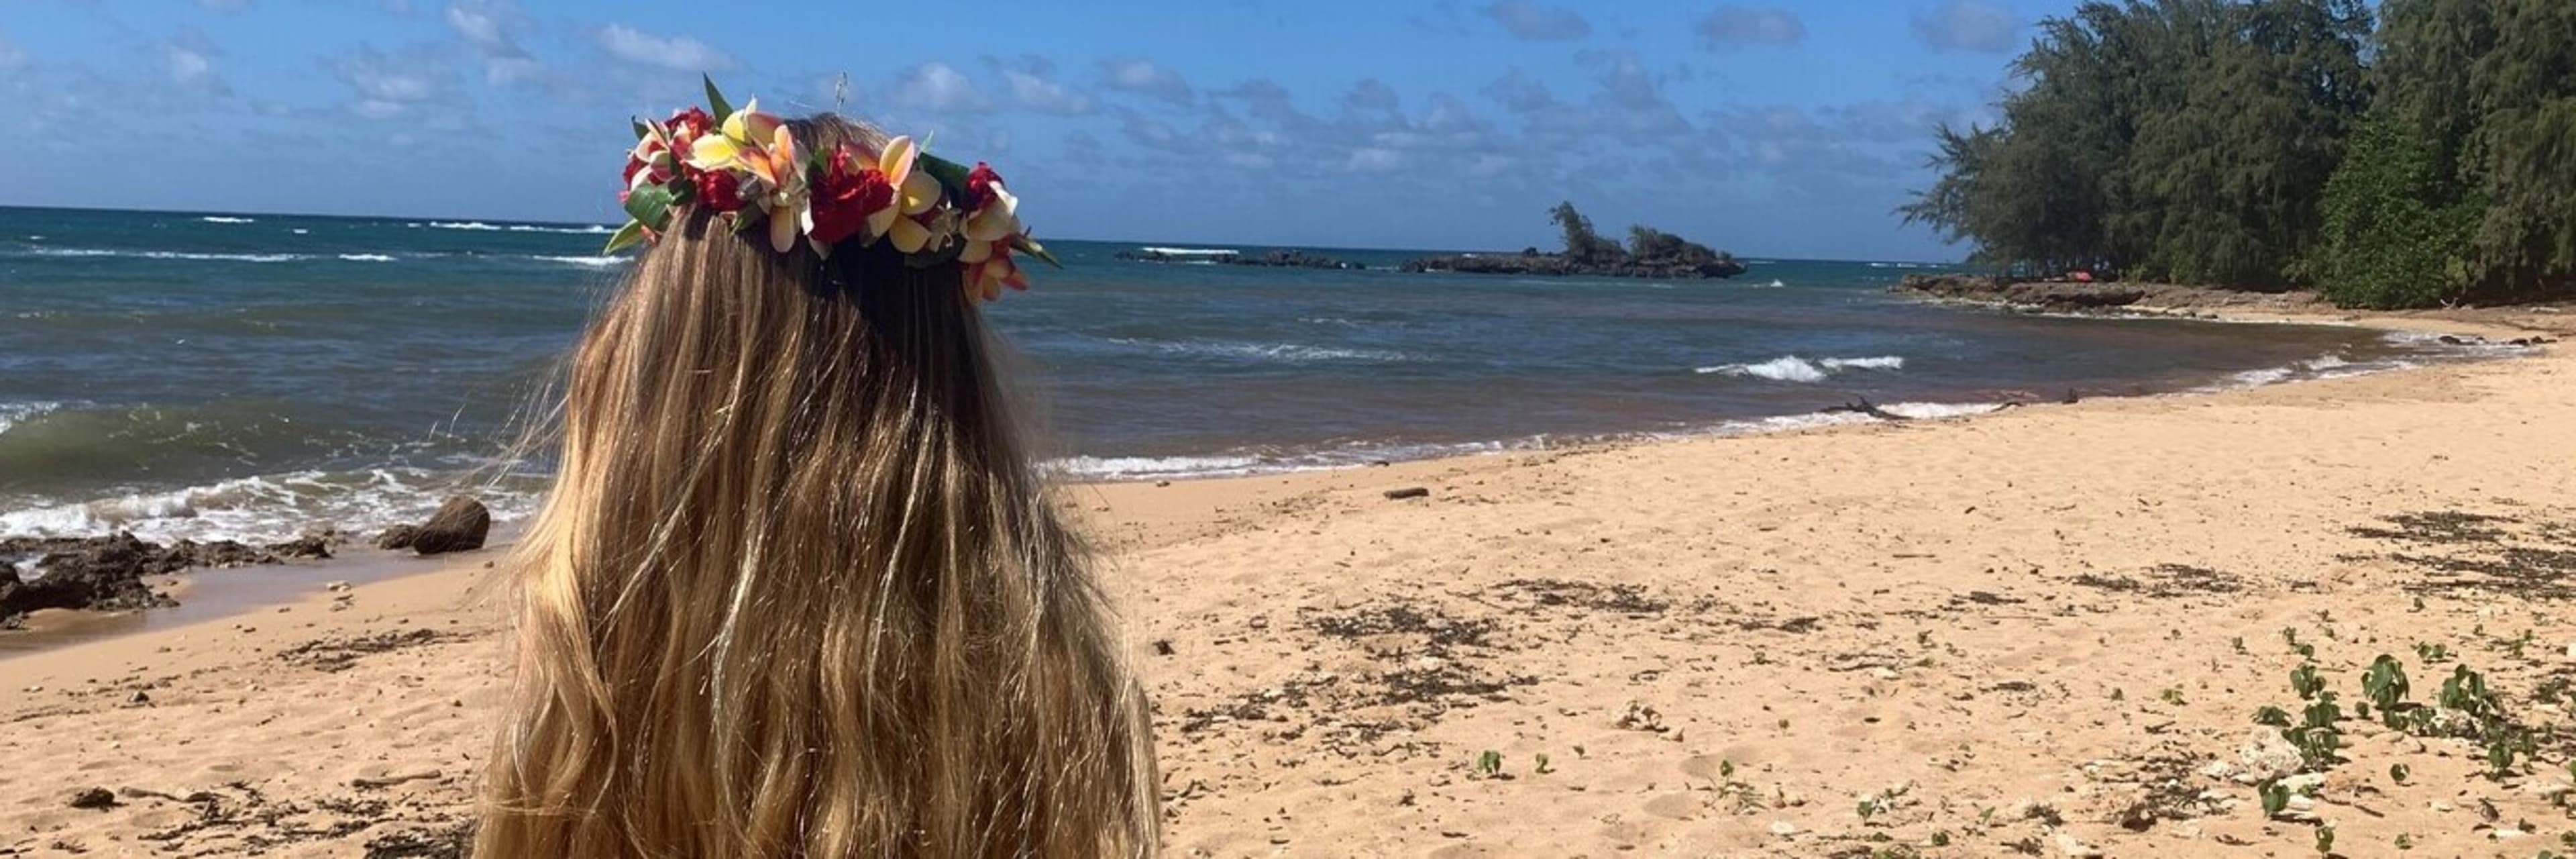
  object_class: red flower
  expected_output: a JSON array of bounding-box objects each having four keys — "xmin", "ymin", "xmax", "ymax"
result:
[
  {"xmin": 965, "ymin": 162, "xmax": 1004, "ymax": 209},
  {"xmin": 694, "ymin": 169, "xmax": 747, "ymax": 212},
  {"xmin": 623, "ymin": 137, "xmax": 669, "ymax": 188},
  {"xmin": 805, "ymin": 146, "xmax": 896, "ymax": 246},
  {"xmin": 664, "ymin": 107, "xmax": 714, "ymax": 144}
]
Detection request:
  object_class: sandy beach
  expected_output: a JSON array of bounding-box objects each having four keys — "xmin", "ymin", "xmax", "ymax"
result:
[{"xmin": 7, "ymin": 306, "xmax": 2574, "ymax": 858}]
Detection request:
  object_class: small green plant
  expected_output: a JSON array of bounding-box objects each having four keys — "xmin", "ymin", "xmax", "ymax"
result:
[
  {"xmin": 1930, "ymin": 830, "xmax": 1951, "ymax": 847},
  {"xmin": 1474, "ymin": 750, "xmax": 1503, "ymax": 777},
  {"xmin": 2416, "ymin": 642, "xmax": 2451, "ymax": 663},
  {"xmin": 2255, "ymin": 705, "xmax": 2292, "ymax": 727},
  {"xmin": 2292, "ymin": 664, "xmax": 2327, "ymax": 699},
  {"xmin": 2233, "ymin": 636, "xmax": 2247, "ymax": 654},
  {"xmin": 2295, "ymin": 642, "xmax": 2317, "ymax": 660},
  {"xmin": 1534, "ymin": 752, "xmax": 1552, "ymax": 774},
  {"xmin": 2390, "ymin": 763, "xmax": 2410, "ymax": 784},
  {"xmin": 2410, "ymin": 595, "xmax": 2424, "ymax": 611},
  {"xmin": 2284, "ymin": 627, "xmax": 2300, "ymax": 648},
  {"xmin": 1719, "ymin": 758, "xmax": 1735, "ymax": 778},
  {"xmin": 2314, "ymin": 823, "xmax": 2334, "ymax": 854},
  {"xmin": 2260, "ymin": 780, "xmax": 2291, "ymax": 817},
  {"xmin": 2363, "ymin": 654, "xmax": 2411, "ymax": 727},
  {"xmin": 2394, "ymin": 832, "xmax": 2413, "ymax": 850},
  {"xmin": 1751, "ymin": 650, "xmax": 1771, "ymax": 666},
  {"xmin": 2160, "ymin": 687, "xmax": 2188, "ymax": 705},
  {"xmin": 2111, "ymin": 687, "xmax": 2127, "ymax": 702},
  {"xmin": 1777, "ymin": 718, "xmax": 1790, "ymax": 730}
]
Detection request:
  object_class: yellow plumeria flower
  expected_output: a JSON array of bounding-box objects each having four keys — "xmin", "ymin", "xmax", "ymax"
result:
[{"xmin": 875, "ymin": 136, "xmax": 950, "ymax": 254}]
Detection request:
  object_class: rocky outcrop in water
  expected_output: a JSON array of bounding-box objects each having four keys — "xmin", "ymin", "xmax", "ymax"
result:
[
  {"xmin": 1397, "ymin": 248, "xmax": 1749, "ymax": 280},
  {"xmin": 404, "ymin": 497, "xmax": 491, "ymax": 556},
  {"xmin": 1117, "ymin": 249, "xmax": 1366, "ymax": 270},
  {"xmin": 1892, "ymin": 274, "xmax": 2147, "ymax": 310},
  {"xmin": 0, "ymin": 532, "xmax": 333, "ymax": 627}
]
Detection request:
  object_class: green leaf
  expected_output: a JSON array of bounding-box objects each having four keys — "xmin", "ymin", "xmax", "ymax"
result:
[
  {"xmin": 1012, "ymin": 235, "xmax": 1062, "ymax": 268},
  {"xmin": 623, "ymin": 183, "xmax": 677, "ymax": 232},
  {"xmin": 702, "ymin": 74, "xmax": 734, "ymax": 119},
  {"xmin": 631, "ymin": 119, "xmax": 650, "ymax": 141},
  {"xmin": 918, "ymin": 152, "xmax": 975, "ymax": 201},
  {"xmin": 602, "ymin": 220, "xmax": 646, "ymax": 254},
  {"xmin": 733, "ymin": 209, "xmax": 767, "ymax": 234}
]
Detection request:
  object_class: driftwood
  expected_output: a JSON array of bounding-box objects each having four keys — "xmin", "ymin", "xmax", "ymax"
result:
[{"xmin": 1823, "ymin": 398, "xmax": 1911, "ymax": 421}]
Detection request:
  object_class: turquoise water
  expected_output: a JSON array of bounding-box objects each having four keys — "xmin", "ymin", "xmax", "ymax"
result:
[{"xmin": 0, "ymin": 205, "xmax": 2469, "ymax": 543}]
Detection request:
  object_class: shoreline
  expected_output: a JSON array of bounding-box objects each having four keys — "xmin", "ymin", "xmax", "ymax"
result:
[
  {"xmin": 9, "ymin": 305, "xmax": 2576, "ymax": 856},
  {"xmin": 0, "ymin": 305, "xmax": 2557, "ymax": 656}
]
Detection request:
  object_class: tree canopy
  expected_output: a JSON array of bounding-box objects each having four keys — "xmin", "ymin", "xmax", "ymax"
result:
[{"xmin": 1903, "ymin": 0, "xmax": 2575, "ymax": 307}]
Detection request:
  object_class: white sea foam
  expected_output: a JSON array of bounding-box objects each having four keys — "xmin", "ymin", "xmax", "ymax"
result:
[
  {"xmin": 1107, "ymin": 338, "xmax": 1413, "ymax": 364},
  {"xmin": 198, "ymin": 215, "xmax": 256, "ymax": 224},
  {"xmin": 1695, "ymin": 355, "xmax": 1906, "ymax": 383},
  {"xmin": 1137, "ymin": 246, "xmax": 1239, "ymax": 256},
  {"xmin": 1045, "ymin": 454, "xmax": 1269, "ymax": 480},
  {"xmin": 0, "ymin": 470, "xmax": 545, "ymax": 546},
  {"xmin": 337, "ymin": 253, "xmax": 397, "ymax": 262},
  {"xmin": 0, "ymin": 401, "xmax": 60, "ymax": 436},
  {"xmin": 424, "ymin": 220, "xmax": 502, "ymax": 231},
  {"xmin": 504, "ymin": 223, "xmax": 616, "ymax": 234},
  {"xmin": 24, "ymin": 248, "xmax": 309, "ymax": 262},
  {"xmin": 531, "ymin": 255, "xmax": 628, "ymax": 268},
  {"xmin": 291, "ymin": 228, "xmax": 310, "ymax": 235}
]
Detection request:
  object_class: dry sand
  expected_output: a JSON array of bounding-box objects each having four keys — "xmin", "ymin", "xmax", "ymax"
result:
[{"xmin": 6, "ymin": 307, "xmax": 2575, "ymax": 858}]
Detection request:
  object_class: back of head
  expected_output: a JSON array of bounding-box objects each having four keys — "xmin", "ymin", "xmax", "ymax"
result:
[{"xmin": 478, "ymin": 111, "xmax": 1159, "ymax": 858}]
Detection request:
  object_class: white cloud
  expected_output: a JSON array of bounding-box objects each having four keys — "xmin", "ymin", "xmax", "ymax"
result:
[
  {"xmin": 596, "ymin": 24, "xmax": 737, "ymax": 72},
  {"xmin": 1697, "ymin": 5, "xmax": 1806, "ymax": 46},
  {"xmin": 990, "ymin": 56, "xmax": 1093, "ymax": 115},
  {"xmin": 1097, "ymin": 58, "xmax": 1193, "ymax": 106},
  {"xmin": 445, "ymin": 1, "xmax": 545, "ymax": 84},
  {"xmin": 1346, "ymin": 148, "xmax": 1403, "ymax": 172},
  {"xmin": 331, "ymin": 46, "xmax": 447, "ymax": 119},
  {"xmin": 164, "ymin": 29, "xmax": 227, "ymax": 94},
  {"xmin": 1484, "ymin": 0, "xmax": 1591, "ymax": 41},
  {"xmin": 1, "ymin": 33, "xmax": 30, "ymax": 72},
  {"xmin": 1912, "ymin": 0, "xmax": 2019, "ymax": 54},
  {"xmin": 887, "ymin": 62, "xmax": 994, "ymax": 114}
]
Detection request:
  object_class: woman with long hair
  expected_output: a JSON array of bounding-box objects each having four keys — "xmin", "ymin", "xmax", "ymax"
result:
[{"xmin": 475, "ymin": 85, "xmax": 1161, "ymax": 858}]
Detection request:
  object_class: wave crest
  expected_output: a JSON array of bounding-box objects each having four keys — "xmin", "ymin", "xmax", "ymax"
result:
[{"xmin": 1695, "ymin": 355, "xmax": 1906, "ymax": 383}]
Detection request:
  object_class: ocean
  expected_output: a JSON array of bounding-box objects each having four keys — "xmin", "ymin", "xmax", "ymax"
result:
[{"xmin": 0, "ymin": 205, "xmax": 2491, "ymax": 545}]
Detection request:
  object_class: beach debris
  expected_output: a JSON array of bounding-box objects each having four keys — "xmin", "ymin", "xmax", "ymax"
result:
[
  {"xmin": 1383, "ymin": 487, "xmax": 1431, "ymax": 501},
  {"xmin": 350, "ymin": 769, "xmax": 444, "ymax": 790},
  {"xmin": 406, "ymin": 496, "xmax": 492, "ymax": 556},
  {"xmin": 1822, "ymin": 397, "xmax": 1911, "ymax": 421},
  {"xmin": 68, "ymin": 787, "xmax": 117, "ymax": 810},
  {"xmin": 278, "ymin": 628, "xmax": 455, "ymax": 672},
  {"xmin": 1614, "ymin": 700, "xmax": 1669, "ymax": 734}
]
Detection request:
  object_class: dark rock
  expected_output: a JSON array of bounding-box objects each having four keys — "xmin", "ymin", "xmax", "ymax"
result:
[
  {"xmin": 1399, "ymin": 251, "xmax": 1748, "ymax": 280},
  {"xmin": 376, "ymin": 525, "xmax": 422, "ymax": 551},
  {"xmin": 266, "ymin": 533, "xmax": 333, "ymax": 560},
  {"xmin": 1117, "ymin": 248, "xmax": 1365, "ymax": 270},
  {"xmin": 408, "ymin": 497, "xmax": 491, "ymax": 556},
  {"xmin": 1385, "ymin": 487, "xmax": 1432, "ymax": 501},
  {"xmin": 0, "ymin": 533, "xmax": 320, "ymax": 625},
  {"xmin": 69, "ymin": 787, "xmax": 116, "ymax": 809},
  {"xmin": 1152, "ymin": 639, "xmax": 1175, "ymax": 656},
  {"xmin": 1892, "ymin": 274, "xmax": 2147, "ymax": 310}
]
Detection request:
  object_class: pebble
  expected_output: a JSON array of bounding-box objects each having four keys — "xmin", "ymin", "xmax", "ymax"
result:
[
  {"xmin": 2052, "ymin": 831, "xmax": 2104, "ymax": 858},
  {"xmin": 1768, "ymin": 821, "xmax": 1796, "ymax": 837}
]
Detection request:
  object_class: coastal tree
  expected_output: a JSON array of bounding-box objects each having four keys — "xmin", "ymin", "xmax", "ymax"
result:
[{"xmin": 1548, "ymin": 201, "xmax": 1625, "ymax": 264}]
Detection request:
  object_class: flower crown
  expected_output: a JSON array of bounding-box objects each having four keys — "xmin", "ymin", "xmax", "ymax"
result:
[{"xmin": 607, "ymin": 77, "xmax": 1055, "ymax": 302}]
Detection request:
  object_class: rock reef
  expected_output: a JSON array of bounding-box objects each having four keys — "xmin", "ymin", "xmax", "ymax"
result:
[{"xmin": 1116, "ymin": 249, "xmax": 1366, "ymax": 270}]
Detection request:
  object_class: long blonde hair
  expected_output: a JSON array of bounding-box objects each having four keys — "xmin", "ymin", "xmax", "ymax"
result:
[{"xmin": 477, "ymin": 115, "xmax": 1159, "ymax": 858}]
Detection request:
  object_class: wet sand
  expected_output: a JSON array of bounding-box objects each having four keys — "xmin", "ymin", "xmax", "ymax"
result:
[{"xmin": 4, "ymin": 306, "xmax": 2573, "ymax": 857}]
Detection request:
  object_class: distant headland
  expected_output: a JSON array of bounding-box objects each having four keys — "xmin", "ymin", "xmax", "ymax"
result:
[{"xmin": 1401, "ymin": 202, "xmax": 1748, "ymax": 280}]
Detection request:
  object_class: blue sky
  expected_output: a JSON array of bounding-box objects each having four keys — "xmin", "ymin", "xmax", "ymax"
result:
[{"xmin": 0, "ymin": 0, "xmax": 2049, "ymax": 260}]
